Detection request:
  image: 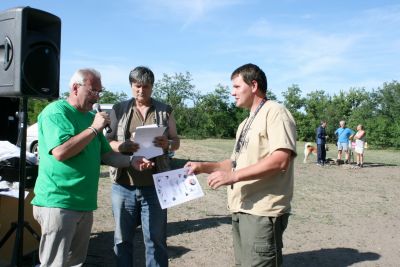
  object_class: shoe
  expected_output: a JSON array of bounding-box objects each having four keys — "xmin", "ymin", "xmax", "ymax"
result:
[
  {"xmin": 345, "ymin": 160, "xmax": 349, "ymax": 164},
  {"xmin": 360, "ymin": 163, "xmax": 363, "ymax": 168}
]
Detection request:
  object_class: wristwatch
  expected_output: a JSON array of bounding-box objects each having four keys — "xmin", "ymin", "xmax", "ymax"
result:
[{"xmin": 168, "ymin": 140, "xmax": 173, "ymax": 151}]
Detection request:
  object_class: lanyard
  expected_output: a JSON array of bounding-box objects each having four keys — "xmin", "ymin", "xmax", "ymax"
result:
[{"xmin": 232, "ymin": 97, "xmax": 267, "ymax": 169}]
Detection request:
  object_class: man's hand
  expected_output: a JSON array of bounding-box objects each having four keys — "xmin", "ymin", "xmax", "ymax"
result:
[
  {"xmin": 91, "ymin": 111, "xmax": 110, "ymax": 132},
  {"xmin": 118, "ymin": 140, "xmax": 139, "ymax": 153},
  {"xmin": 184, "ymin": 161, "xmax": 203, "ymax": 175},
  {"xmin": 153, "ymin": 135, "xmax": 169, "ymax": 150},
  {"xmin": 130, "ymin": 157, "xmax": 154, "ymax": 171},
  {"xmin": 207, "ymin": 170, "xmax": 238, "ymax": 189}
]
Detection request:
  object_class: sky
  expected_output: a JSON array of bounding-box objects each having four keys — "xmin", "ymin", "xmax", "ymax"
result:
[{"xmin": 1, "ymin": 0, "xmax": 399, "ymax": 100}]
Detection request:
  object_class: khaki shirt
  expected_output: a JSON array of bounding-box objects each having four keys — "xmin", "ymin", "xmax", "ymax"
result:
[{"xmin": 228, "ymin": 100, "xmax": 297, "ymax": 217}]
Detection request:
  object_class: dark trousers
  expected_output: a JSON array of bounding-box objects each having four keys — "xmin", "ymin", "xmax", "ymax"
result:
[{"xmin": 317, "ymin": 144, "xmax": 326, "ymax": 164}]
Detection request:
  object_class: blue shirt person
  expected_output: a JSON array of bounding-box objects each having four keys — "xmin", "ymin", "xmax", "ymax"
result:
[{"xmin": 334, "ymin": 120, "xmax": 354, "ymax": 163}]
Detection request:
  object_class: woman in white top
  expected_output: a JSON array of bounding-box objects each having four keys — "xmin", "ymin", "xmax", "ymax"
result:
[{"xmin": 354, "ymin": 124, "xmax": 366, "ymax": 167}]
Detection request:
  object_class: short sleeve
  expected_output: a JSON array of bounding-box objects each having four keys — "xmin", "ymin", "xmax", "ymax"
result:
[
  {"xmin": 266, "ymin": 106, "xmax": 297, "ymax": 156},
  {"xmin": 39, "ymin": 113, "xmax": 75, "ymax": 154}
]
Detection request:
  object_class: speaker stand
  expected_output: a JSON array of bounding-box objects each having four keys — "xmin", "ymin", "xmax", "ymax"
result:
[{"xmin": 0, "ymin": 97, "xmax": 40, "ymax": 266}]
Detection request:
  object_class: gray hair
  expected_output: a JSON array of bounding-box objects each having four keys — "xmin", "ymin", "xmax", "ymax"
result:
[
  {"xmin": 129, "ymin": 66, "xmax": 154, "ymax": 86},
  {"xmin": 69, "ymin": 68, "xmax": 101, "ymax": 88}
]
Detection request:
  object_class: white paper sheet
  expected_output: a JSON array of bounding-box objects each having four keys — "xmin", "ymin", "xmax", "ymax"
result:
[
  {"xmin": 153, "ymin": 168, "xmax": 204, "ymax": 209},
  {"xmin": 134, "ymin": 124, "xmax": 166, "ymax": 159}
]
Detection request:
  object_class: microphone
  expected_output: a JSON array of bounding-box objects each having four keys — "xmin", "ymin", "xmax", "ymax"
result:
[{"xmin": 93, "ymin": 103, "xmax": 112, "ymax": 133}]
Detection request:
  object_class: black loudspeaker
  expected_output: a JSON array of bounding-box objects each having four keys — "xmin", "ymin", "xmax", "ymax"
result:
[{"xmin": 0, "ymin": 6, "xmax": 61, "ymax": 98}]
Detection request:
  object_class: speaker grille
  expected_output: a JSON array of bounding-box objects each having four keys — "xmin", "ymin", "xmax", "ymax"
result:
[{"xmin": 22, "ymin": 44, "xmax": 59, "ymax": 97}]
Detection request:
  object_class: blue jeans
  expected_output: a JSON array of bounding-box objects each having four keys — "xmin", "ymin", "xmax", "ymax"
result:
[{"xmin": 111, "ymin": 183, "xmax": 168, "ymax": 267}]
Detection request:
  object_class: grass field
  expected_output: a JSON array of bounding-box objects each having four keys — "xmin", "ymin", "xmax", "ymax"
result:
[{"xmin": 173, "ymin": 138, "xmax": 400, "ymax": 166}]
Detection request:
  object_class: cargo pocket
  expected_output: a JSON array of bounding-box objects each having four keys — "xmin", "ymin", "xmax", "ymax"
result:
[{"xmin": 253, "ymin": 241, "xmax": 276, "ymax": 266}]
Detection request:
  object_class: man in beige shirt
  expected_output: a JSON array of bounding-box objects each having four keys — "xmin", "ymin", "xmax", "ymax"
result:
[{"xmin": 185, "ymin": 63, "xmax": 297, "ymax": 267}]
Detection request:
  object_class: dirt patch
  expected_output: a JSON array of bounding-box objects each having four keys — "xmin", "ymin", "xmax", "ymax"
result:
[{"xmin": 86, "ymin": 140, "xmax": 400, "ymax": 266}]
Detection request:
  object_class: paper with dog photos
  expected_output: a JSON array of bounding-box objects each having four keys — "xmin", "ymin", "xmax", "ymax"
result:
[{"xmin": 153, "ymin": 168, "xmax": 204, "ymax": 209}]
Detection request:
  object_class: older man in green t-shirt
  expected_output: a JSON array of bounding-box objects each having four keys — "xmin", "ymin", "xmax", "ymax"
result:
[{"xmin": 31, "ymin": 68, "xmax": 153, "ymax": 266}]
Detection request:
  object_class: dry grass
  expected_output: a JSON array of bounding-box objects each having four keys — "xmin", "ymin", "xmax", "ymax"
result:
[{"xmin": 88, "ymin": 140, "xmax": 400, "ymax": 267}]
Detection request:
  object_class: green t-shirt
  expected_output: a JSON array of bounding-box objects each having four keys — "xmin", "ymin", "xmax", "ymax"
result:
[{"xmin": 31, "ymin": 100, "xmax": 112, "ymax": 211}]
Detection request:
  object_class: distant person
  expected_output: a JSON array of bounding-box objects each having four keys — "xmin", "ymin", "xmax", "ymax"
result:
[
  {"xmin": 185, "ymin": 63, "xmax": 297, "ymax": 267},
  {"xmin": 334, "ymin": 120, "xmax": 354, "ymax": 164},
  {"xmin": 106, "ymin": 66, "xmax": 180, "ymax": 267},
  {"xmin": 316, "ymin": 120, "xmax": 327, "ymax": 166},
  {"xmin": 354, "ymin": 124, "xmax": 366, "ymax": 167},
  {"xmin": 31, "ymin": 68, "xmax": 153, "ymax": 266}
]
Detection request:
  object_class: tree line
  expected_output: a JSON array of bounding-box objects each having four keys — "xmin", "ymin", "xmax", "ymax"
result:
[{"xmin": 28, "ymin": 72, "xmax": 400, "ymax": 149}]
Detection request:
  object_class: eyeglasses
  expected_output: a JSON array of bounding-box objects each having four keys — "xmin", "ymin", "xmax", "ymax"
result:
[
  {"xmin": 87, "ymin": 88, "xmax": 104, "ymax": 97},
  {"xmin": 78, "ymin": 83, "xmax": 104, "ymax": 97}
]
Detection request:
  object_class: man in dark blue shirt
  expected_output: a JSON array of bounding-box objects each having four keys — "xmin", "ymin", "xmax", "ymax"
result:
[{"xmin": 316, "ymin": 120, "xmax": 327, "ymax": 165}]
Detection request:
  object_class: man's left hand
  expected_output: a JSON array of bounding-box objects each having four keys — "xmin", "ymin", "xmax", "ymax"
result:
[{"xmin": 153, "ymin": 136, "xmax": 168, "ymax": 150}]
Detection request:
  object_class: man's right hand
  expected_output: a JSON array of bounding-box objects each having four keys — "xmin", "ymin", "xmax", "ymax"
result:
[
  {"xmin": 184, "ymin": 161, "xmax": 202, "ymax": 175},
  {"xmin": 91, "ymin": 111, "xmax": 110, "ymax": 132}
]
